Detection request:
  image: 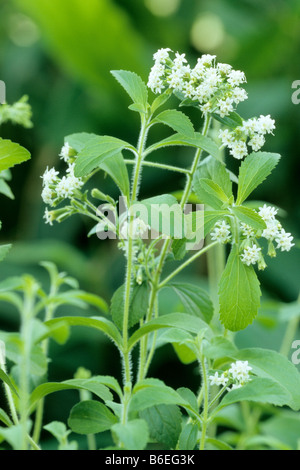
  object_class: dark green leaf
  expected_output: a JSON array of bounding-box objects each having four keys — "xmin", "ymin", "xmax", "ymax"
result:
[
  {"xmin": 111, "ymin": 70, "xmax": 148, "ymax": 113},
  {"xmin": 68, "ymin": 400, "xmax": 117, "ymax": 435},
  {"xmin": 140, "ymin": 404, "xmax": 182, "ymax": 449},
  {"xmin": 110, "ymin": 283, "xmax": 150, "ymax": 330},
  {"xmin": 178, "ymin": 423, "xmax": 198, "ymax": 450},
  {"xmin": 112, "ymin": 419, "xmax": 149, "ymax": 450},
  {"xmin": 166, "ymin": 283, "xmax": 213, "ymax": 324},
  {"xmin": 153, "ymin": 110, "xmax": 194, "ymax": 137}
]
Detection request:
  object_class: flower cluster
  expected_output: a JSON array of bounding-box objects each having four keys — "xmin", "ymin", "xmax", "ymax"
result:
[
  {"xmin": 219, "ymin": 115, "xmax": 276, "ymax": 160},
  {"xmin": 209, "ymin": 360, "xmax": 252, "ymax": 391},
  {"xmin": 148, "ymin": 49, "xmax": 248, "ymax": 117},
  {"xmin": 41, "ymin": 143, "xmax": 84, "ymax": 223},
  {"xmin": 210, "ymin": 204, "xmax": 294, "ymax": 269}
]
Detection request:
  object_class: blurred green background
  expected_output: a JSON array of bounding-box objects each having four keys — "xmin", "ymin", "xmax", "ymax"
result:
[{"xmin": 0, "ymin": 0, "xmax": 299, "ymax": 447}]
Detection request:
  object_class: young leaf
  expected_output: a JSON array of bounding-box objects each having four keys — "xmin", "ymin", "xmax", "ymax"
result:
[
  {"xmin": 110, "ymin": 283, "xmax": 150, "ymax": 330},
  {"xmin": 211, "ymin": 111, "xmax": 243, "ymax": 129},
  {"xmin": 219, "ymin": 245, "xmax": 261, "ymax": 331},
  {"xmin": 194, "ymin": 178, "xmax": 231, "ymax": 209},
  {"xmin": 153, "ymin": 110, "xmax": 195, "ymax": 137},
  {"xmin": 0, "ymin": 139, "xmax": 31, "ymax": 172},
  {"xmin": 74, "ymin": 135, "xmax": 134, "ymax": 177},
  {"xmin": 111, "ymin": 70, "xmax": 148, "ymax": 113},
  {"xmin": 166, "ymin": 282, "xmax": 214, "ymax": 324},
  {"xmin": 64, "ymin": 132, "xmax": 98, "ymax": 152},
  {"xmin": 139, "ymin": 404, "xmax": 182, "ymax": 449},
  {"xmin": 99, "ymin": 151, "xmax": 130, "ymax": 198},
  {"xmin": 68, "ymin": 400, "xmax": 117, "ymax": 435},
  {"xmin": 111, "ymin": 419, "xmax": 149, "ymax": 450},
  {"xmin": 194, "ymin": 156, "xmax": 233, "ymax": 200},
  {"xmin": 129, "ymin": 382, "xmax": 189, "ymax": 413},
  {"xmin": 236, "ymin": 152, "xmax": 281, "ymax": 205},
  {"xmin": 231, "ymin": 206, "xmax": 266, "ymax": 231}
]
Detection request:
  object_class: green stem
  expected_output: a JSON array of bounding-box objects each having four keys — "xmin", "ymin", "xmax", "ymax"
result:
[
  {"xmin": 124, "ymin": 159, "xmax": 190, "ymax": 175},
  {"xmin": 199, "ymin": 354, "xmax": 209, "ymax": 450}
]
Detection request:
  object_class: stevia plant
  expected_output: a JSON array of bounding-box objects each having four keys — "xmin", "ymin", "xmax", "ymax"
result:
[{"xmin": 0, "ymin": 51, "xmax": 299, "ymax": 450}]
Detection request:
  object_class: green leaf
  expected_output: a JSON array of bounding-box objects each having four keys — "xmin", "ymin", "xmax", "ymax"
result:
[
  {"xmin": 30, "ymin": 377, "xmax": 113, "ymax": 409},
  {"xmin": 193, "ymin": 178, "xmax": 230, "ymax": 209},
  {"xmin": 140, "ymin": 404, "xmax": 182, "ymax": 449},
  {"xmin": 0, "ymin": 369, "xmax": 19, "ymax": 397},
  {"xmin": 232, "ymin": 348, "xmax": 300, "ymax": 411},
  {"xmin": 205, "ymin": 438, "xmax": 233, "ymax": 450},
  {"xmin": 130, "ymin": 380, "xmax": 190, "ymax": 413},
  {"xmin": 0, "ymin": 408, "xmax": 13, "ymax": 427},
  {"xmin": 45, "ymin": 316, "xmax": 123, "ymax": 349},
  {"xmin": 153, "ymin": 110, "xmax": 195, "ymax": 137},
  {"xmin": 74, "ymin": 135, "xmax": 134, "ymax": 177},
  {"xmin": 231, "ymin": 206, "xmax": 266, "ymax": 231},
  {"xmin": 112, "ymin": 419, "xmax": 149, "ymax": 450},
  {"xmin": 171, "ymin": 238, "xmax": 187, "ymax": 261},
  {"xmin": 211, "ymin": 111, "xmax": 243, "ymax": 129},
  {"xmin": 145, "ymin": 132, "xmax": 221, "ymax": 161},
  {"xmin": 202, "ymin": 336, "xmax": 237, "ymax": 360},
  {"xmin": 111, "ymin": 70, "xmax": 148, "ymax": 113},
  {"xmin": 0, "ymin": 424, "xmax": 26, "ymax": 450},
  {"xmin": 178, "ymin": 423, "xmax": 198, "ymax": 450},
  {"xmin": 0, "ymin": 244, "xmax": 12, "ymax": 262},
  {"xmin": 166, "ymin": 283, "xmax": 214, "ymax": 324},
  {"xmin": 64, "ymin": 132, "xmax": 98, "ymax": 152},
  {"xmin": 128, "ymin": 313, "xmax": 211, "ymax": 351},
  {"xmin": 99, "ymin": 152, "xmax": 130, "ymax": 198},
  {"xmin": 110, "ymin": 282, "xmax": 150, "ymax": 330},
  {"xmin": 68, "ymin": 400, "xmax": 117, "ymax": 435},
  {"xmin": 43, "ymin": 421, "xmax": 70, "ymax": 443},
  {"xmin": 0, "ymin": 178, "xmax": 14, "ymax": 199},
  {"xmin": 236, "ymin": 152, "xmax": 281, "ymax": 205},
  {"xmin": 194, "ymin": 156, "xmax": 233, "ymax": 200},
  {"xmin": 219, "ymin": 245, "xmax": 261, "ymax": 331},
  {"xmin": 185, "ymin": 209, "xmax": 229, "ymax": 241},
  {"xmin": 173, "ymin": 343, "xmax": 197, "ymax": 365},
  {"xmin": 139, "ymin": 194, "xmax": 184, "ymax": 238},
  {"xmin": 260, "ymin": 413, "xmax": 300, "ymax": 449},
  {"xmin": 0, "ymin": 139, "xmax": 31, "ymax": 172},
  {"xmin": 218, "ymin": 377, "xmax": 291, "ymax": 409}
]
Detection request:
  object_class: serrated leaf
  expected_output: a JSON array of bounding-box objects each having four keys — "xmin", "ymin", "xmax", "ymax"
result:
[
  {"xmin": 0, "ymin": 138, "xmax": 30, "ymax": 172},
  {"xmin": 140, "ymin": 404, "xmax": 182, "ymax": 449},
  {"xmin": 166, "ymin": 282, "xmax": 214, "ymax": 323},
  {"xmin": 194, "ymin": 156, "xmax": 233, "ymax": 199},
  {"xmin": 219, "ymin": 245, "xmax": 261, "ymax": 331},
  {"xmin": 111, "ymin": 70, "xmax": 148, "ymax": 113},
  {"xmin": 231, "ymin": 206, "xmax": 266, "ymax": 230},
  {"xmin": 112, "ymin": 419, "xmax": 149, "ymax": 450},
  {"xmin": 153, "ymin": 110, "xmax": 195, "ymax": 137},
  {"xmin": 233, "ymin": 348, "xmax": 300, "ymax": 411},
  {"xmin": 194, "ymin": 178, "xmax": 230, "ymax": 209},
  {"xmin": 236, "ymin": 152, "xmax": 281, "ymax": 204},
  {"xmin": 68, "ymin": 400, "xmax": 117, "ymax": 435},
  {"xmin": 74, "ymin": 135, "xmax": 133, "ymax": 177},
  {"xmin": 110, "ymin": 282, "xmax": 150, "ymax": 330}
]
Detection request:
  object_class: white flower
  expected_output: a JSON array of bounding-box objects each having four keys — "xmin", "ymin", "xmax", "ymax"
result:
[
  {"xmin": 219, "ymin": 129, "xmax": 234, "ymax": 147},
  {"xmin": 59, "ymin": 143, "xmax": 72, "ymax": 162},
  {"xmin": 153, "ymin": 48, "xmax": 171, "ymax": 63},
  {"xmin": 218, "ymin": 97, "xmax": 234, "ymax": 117},
  {"xmin": 248, "ymin": 133, "xmax": 265, "ymax": 151},
  {"xmin": 240, "ymin": 223, "xmax": 256, "ymax": 239},
  {"xmin": 227, "ymin": 70, "xmax": 246, "ymax": 87},
  {"xmin": 42, "ymin": 167, "xmax": 59, "ymax": 187},
  {"xmin": 258, "ymin": 204, "xmax": 278, "ymax": 222},
  {"xmin": 240, "ymin": 244, "xmax": 261, "ymax": 266},
  {"xmin": 261, "ymin": 219, "xmax": 281, "ymax": 241},
  {"xmin": 209, "ymin": 372, "xmax": 229, "ymax": 387},
  {"xmin": 43, "ymin": 207, "xmax": 54, "ymax": 225},
  {"xmin": 229, "ymin": 140, "xmax": 248, "ymax": 160},
  {"xmin": 256, "ymin": 114, "xmax": 276, "ymax": 134},
  {"xmin": 275, "ymin": 229, "xmax": 294, "ymax": 252},
  {"xmin": 231, "ymin": 87, "xmax": 248, "ymax": 104},
  {"xmin": 211, "ymin": 220, "xmax": 231, "ymax": 244},
  {"xmin": 56, "ymin": 174, "xmax": 83, "ymax": 199},
  {"xmin": 42, "ymin": 186, "xmax": 55, "ymax": 206},
  {"xmin": 120, "ymin": 217, "xmax": 150, "ymax": 240},
  {"xmin": 228, "ymin": 360, "xmax": 252, "ymax": 384}
]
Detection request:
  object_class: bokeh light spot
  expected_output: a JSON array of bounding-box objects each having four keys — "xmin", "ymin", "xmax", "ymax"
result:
[
  {"xmin": 145, "ymin": 0, "xmax": 181, "ymax": 17},
  {"xmin": 191, "ymin": 13, "xmax": 225, "ymax": 52},
  {"xmin": 8, "ymin": 13, "xmax": 40, "ymax": 47}
]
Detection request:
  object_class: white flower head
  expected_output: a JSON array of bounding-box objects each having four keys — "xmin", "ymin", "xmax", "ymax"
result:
[
  {"xmin": 275, "ymin": 229, "xmax": 294, "ymax": 252},
  {"xmin": 42, "ymin": 167, "xmax": 59, "ymax": 187},
  {"xmin": 228, "ymin": 360, "xmax": 252, "ymax": 385},
  {"xmin": 209, "ymin": 372, "xmax": 229, "ymax": 387},
  {"xmin": 211, "ymin": 220, "xmax": 231, "ymax": 244},
  {"xmin": 240, "ymin": 243, "xmax": 261, "ymax": 266},
  {"xmin": 59, "ymin": 142, "xmax": 73, "ymax": 162},
  {"xmin": 258, "ymin": 204, "xmax": 278, "ymax": 222},
  {"xmin": 43, "ymin": 207, "xmax": 55, "ymax": 226},
  {"xmin": 42, "ymin": 186, "xmax": 55, "ymax": 206}
]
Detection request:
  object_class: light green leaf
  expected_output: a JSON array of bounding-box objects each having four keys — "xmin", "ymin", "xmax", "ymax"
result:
[
  {"xmin": 43, "ymin": 421, "xmax": 69, "ymax": 443},
  {"xmin": 173, "ymin": 343, "xmax": 197, "ymax": 364},
  {"xmin": 231, "ymin": 206, "xmax": 266, "ymax": 230},
  {"xmin": 236, "ymin": 152, "xmax": 281, "ymax": 205},
  {"xmin": 68, "ymin": 400, "xmax": 117, "ymax": 435},
  {"xmin": 153, "ymin": 110, "xmax": 194, "ymax": 137},
  {"xmin": 110, "ymin": 283, "xmax": 150, "ymax": 330},
  {"xmin": 130, "ymin": 380, "xmax": 190, "ymax": 413},
  {"xmin": 166, "ymin": 283, "xmax": 214, "ymax": 324},
  {"xmin": 128, "ymin": 313, "xmax": 211, "ymax": 351},
  {"xmin": 218, "ymin": 377, "xmax": 291, "ymax": 409},
  {"xmin": 178, "ymin": 423, "xmax": 198, "ymax": 450},
  {"xmin": 0, "ymin": 178, "xmax": 14, "ymax": 199},
  {"xmin": 0, "ymin": 408, "xmax": 13, "ymax": 427},
  {"xmin": 140, "ymin": 404, "xmax": 182, "ymax": 449},
  {"xmin": 202, "ymin": 336, "xmax": 238, "ymax": 360},
  {"xmin": 112, "ymin": 419, "xmax": 149, "ymax": 450},
  {"xmin": 111, "ymin": 70, "xmax": 148, "ymax": 113},
  {"xmin": 194, "ymin": 178, "xmax": 231, "ymax": 209},
  {"xmin": 233, "ymin": 348, "xmax": 300, "ymax": 411},
  {"xmin": 45, "ymin": 316, "xmax": 123, "ymax": 349},
  {"xmin": 99, "ymin": 152, "xmax": 130, "ymax": 198},
  {"xmin": 194, "ymin": 156, "xmax": 233, "ymax": 200},
  {"xmin": 211, "ymin": 111, "xmax": 243, "ymax": 129},
  {"xmin": 260, "ymin": 413, "xmax": 300, "ymax": 449},
  {"xmin": 0, "ymin": 139, "xmax": 30, "ymax": 172},
  {"xmin": 74, "ymin": 135, "xmax": 134, "ymax": 177},
  {"xmin": 64, "ymin": 132, "xmax": 98, "ymax": 152},
  {"xmin": 219, "ymin": 245, "xmax": 261, "ymax": 331},
  {"xmin": 144, "ymin": 132, "xmax": 221, "ymax": 161},
  {"xmin": 0, "ymin": 369, "xmax": 19, "ymax": 397}
]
